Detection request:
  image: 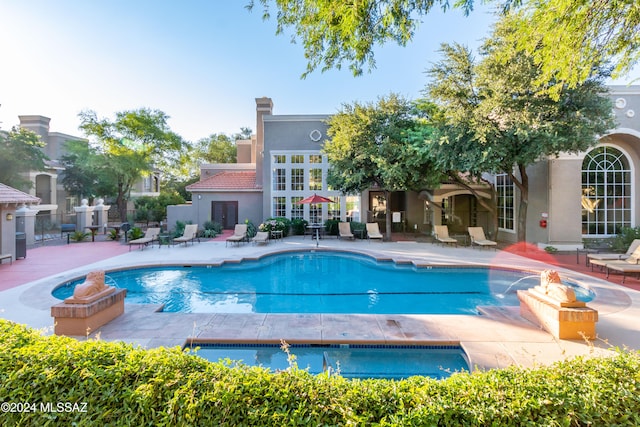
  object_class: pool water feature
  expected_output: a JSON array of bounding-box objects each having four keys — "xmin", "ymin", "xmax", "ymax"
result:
[
  {"xmin": 189, "ymin": 343, "xmax": 469, "ymax": 380},
  {"xmin": 53, "ymin": 251, "xmax": 594, "ymax": 314}
]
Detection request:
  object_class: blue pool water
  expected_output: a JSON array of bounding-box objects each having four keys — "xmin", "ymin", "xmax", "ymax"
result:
[
  {"xmin": 53, "ymin": 251, "xmax": 593, "ymax": 314},
  {"xmin": 189, "ymin": 343, "xmax": 469, "ymax": 380}
]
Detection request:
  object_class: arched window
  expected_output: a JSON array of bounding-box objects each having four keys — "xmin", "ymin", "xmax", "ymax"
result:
[{"xmin": 581, "ymin": 146, "xmax": 631, "ymax": 236}]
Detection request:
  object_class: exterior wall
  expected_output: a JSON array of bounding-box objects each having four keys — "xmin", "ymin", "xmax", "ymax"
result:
[
  {"xmin": 170, "ymin": 192, "xmax": 264, "ymax": 231},
  {"xmin": 526, "ymin": 160, "xmax": 551, "ymax": 244},
  {"xmin": 236, "ymin": 139, "xmax": 252, "ymax": 163},
  {"xmin": 194, "ymin": 192, "xmax": 263, "ymax": 228},
  {"xmin": 262, "ymin": 115, "xmax": 346, "ymax": 222},
  {"xmin": 530, "ymin": 85, "xmax": 640, "ymax": 248},
  {"xmin": 547, "ymin": 157, "xmax": 582, "ymax": 245},
  {"xmin": 0, "ymin": 207, "xmax": 17, "ymax": 260},
  {"xmin": 166, "ymin": 204, "xmax": 193, "ymax": 231},
  {"xmin": 610, "ymin": 86, "xmax": 640, "ymax": 129},
  {"xmin": 200, "ymin": 163, "xmax": 256, "ymax": 179}
]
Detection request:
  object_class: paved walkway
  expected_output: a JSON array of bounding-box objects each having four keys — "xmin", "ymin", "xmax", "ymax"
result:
[{"xmin": 2, "ymin": 232, "xmax": 639, "ymax": 372}]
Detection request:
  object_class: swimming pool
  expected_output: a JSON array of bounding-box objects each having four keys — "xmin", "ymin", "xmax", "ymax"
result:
[
  {"xmin": 53, "ymin": 251, "xmax": 593, "ymax": 314},
  {"xmin": 189, "ymin": 343, "xmax": 469, "ymax": 380}
]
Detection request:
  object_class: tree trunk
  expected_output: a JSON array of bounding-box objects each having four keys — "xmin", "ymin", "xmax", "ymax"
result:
[{"xmin": 512, "ymin": 163, "xmax": 529, "ymax": 243}]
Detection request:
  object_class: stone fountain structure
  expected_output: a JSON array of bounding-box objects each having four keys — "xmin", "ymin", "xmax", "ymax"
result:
[
  {"xmin": 51, "ymin": 270, "xmax": 126, "ymax": 336},
  {"xmin": 517, "ymin": 270, "xmax": 598, "ymax": 340}
]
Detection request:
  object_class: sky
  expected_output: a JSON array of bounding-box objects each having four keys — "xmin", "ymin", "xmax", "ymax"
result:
[{"xmin": 1, "ymin": 1, "xmax": 638, "ymax": 143}]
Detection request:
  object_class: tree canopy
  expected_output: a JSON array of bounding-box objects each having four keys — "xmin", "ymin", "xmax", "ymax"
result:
[
  {"xmin": 324, "ymin": 94, "xmax": 444, "ymax": 239},
  {"xmin": 0, "ymin": 127, "xmax": 48, "ymax": 190},
  {"xmin": 60, "ymin": 139, "xmax": 115, "ymax": 204},
  {"xmin": 504, "ymin": 0, "xmax": 640, "ymax": 95},
  {"xmin": 249, "ymin": 0, "xmax": 639, "ymax": 89},
  {"xmin": 424, "ymin": 19, "xmax": 615, "ymax": 242},
  {"xmin": 77, "ymin": 108, "xmax": 185, "ymax": 220}
]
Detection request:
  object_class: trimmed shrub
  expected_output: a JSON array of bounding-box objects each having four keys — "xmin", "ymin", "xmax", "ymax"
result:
[
  {"xmin": 244, "ymin": 219, "xmax": 258, "ymax": 239},
  {"xmin": 613, "ymin": 226, "xmax": 640, "ymax": 252},
  {"xmin": 290, "ymin": 218, "xmax": 308, "ymax": 235},
  {"xmin": 202, "ymin": 221, "xmax": 222, "ymax": 238},
  {"xmin": 68, "ymin": 230, "xmax": 90, "ymax": 242},
  {"xmin": 324, "ymin": 219, "xmax": 339, "ymax": 236},
  {"xmin": 259, "ymin": 217, "xmax": 291, "ymax": 237},
  {"xmin": 127, "ymin": 226, "xmax": 145, "ymax": 241},
  {"xmin": 1, "ymin": 319, "xmax": 639, "ymax": 426}
]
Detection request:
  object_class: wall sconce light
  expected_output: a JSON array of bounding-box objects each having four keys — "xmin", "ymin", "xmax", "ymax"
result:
[{"xmin": 6, "ymin": 213, "xmax": 13, "ymax": 221}]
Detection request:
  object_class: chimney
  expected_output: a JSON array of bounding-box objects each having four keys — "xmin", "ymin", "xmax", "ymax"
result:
[
  {"xmin": 19, "ymin": 115, "xmax": 51, "ymax": 140},
  {"xmin": 255, "ymin": 97, "xmax": 273, "ymax": 188}
]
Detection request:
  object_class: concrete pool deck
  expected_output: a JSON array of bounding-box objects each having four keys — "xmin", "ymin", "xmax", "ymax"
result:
[{"xmin": 2, "ymin": 234, "xmax": 640, "ymax": 372}]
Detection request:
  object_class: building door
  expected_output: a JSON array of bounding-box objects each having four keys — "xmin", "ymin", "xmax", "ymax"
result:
[{"xmin": 211, "ymin": 201, "xmax": 238, "ymax": 229}]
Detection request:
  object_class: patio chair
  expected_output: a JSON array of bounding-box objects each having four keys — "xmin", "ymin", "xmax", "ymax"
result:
[
  {"xmin": 366, "ymin": 223, "xmax": 383, "ymax": 242},
  {"xmin": 433, "ymin": 225, "xmax": 458, "ymax": 246},
  {"xmin": 588, "ymin": 239, "xmax": 640, "ymax": 268},
  {"xmin": 172, "ymin": 224, "xmax": 200, "ymax": 246},
  {"xmin": 468, "ymin": 227, "xmax": 497, "ymax": 249},
  {"xmin": 251, "ymin": 231, "xmax": 270, "ymax": 245},
  {"xmin": 226, "ymin": 224, "xmax": 248, "ymax": 247},
  {"xmin": 593, "ymin": 246, "xmax": 640, "ymax": 283},
  {"xmin": 127, "ymin": 227, "xmax": 161, "ymax": 251},
  {"xmin": 338, "ymin": 222, "xmax": 355, "ymax": 240}
]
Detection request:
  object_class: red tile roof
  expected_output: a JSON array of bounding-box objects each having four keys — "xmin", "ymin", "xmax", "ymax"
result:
[
  {"xmin": 186, "ymin": 171, "xmax": 259, "ymax": 191},
  {"xmin": 0, "ymin": 183, "xmax": 41, "ymax": 205}
]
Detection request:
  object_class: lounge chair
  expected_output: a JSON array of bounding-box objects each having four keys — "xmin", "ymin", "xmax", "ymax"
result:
[
  {"xmin": 366, "ymin": 223, "xmax": 383, "ymax": 242},
  {"xmin": 251, "ymin": 231, "xmax": 270, "ymax": 245},
  {"xmin": 338, "ymin": 222, "xmax": 354, "ymax": 240},
  {"xmin": 468, "ymin": 227, "xmax": 497, "ymax": 249},
  {"xmin": 588, "ymin": 239, "xmax": 640, "ymax": 268},
  {"xmin": 433, "ymin": 225, "xmax": 458, "ymax": 246},
  {"xmin": 591, "ymin": 246, "xmax": 640, "ymax": 283},
  {"xmin": 589, "ymin": 244, "xmax": 640, "ymax": 270},
  {"xmin": 172, "ymin": 224, "xmax": 200, "ymax": 246},
  {"xmin": 226, "ymin": 224, "xmax": 247, "ymax": 247},
  {"xmin": 127, "ymin": 227, "xmax": 161, "ymax": 251}
]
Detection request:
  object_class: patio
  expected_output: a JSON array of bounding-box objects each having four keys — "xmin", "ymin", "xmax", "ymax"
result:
[{"xmin": 1, "ymin": 232, "xmax": 639, "ymax": 372}]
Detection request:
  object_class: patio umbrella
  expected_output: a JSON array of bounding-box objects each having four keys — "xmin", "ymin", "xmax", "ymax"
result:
[
  {"xmin": 297, "ymin": 193, "xmax": 334, "ymax": 204},
  {"xmin": 297, "ymin": 194, "xmax": 333, "ymax": 246}
]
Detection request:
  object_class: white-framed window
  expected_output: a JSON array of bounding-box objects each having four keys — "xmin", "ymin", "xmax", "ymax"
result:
[
  {"xmin": 309, "ymin": 168, "xmax": 322, "ymax": 191},
  {"xmin": 273, "ymin": 197, "xmax": 286, "ymax": 217},
  {"xmin": 273, "ymin": 168, "xmax": 286, "ymax": 191},
  {"xmin": 309, "ymin": 203, "xmax": 322, "ymax": 224},
  {"xmin": 496, "ymin": 174, "xmax": 515, "ymax": 231},
  {"xmin": 309, "ymin": 154, "xmax": 322, "ymax": 164},
  {"xmin": 582, "ymin": 146, "xmax": 632, "ymax": 236},
  {"xmin": 328, "ymin": 196, "xmax": 340, "ymax": 220},
  {"xmin": 290, "ymin": 197, "xmax": 303, "ymax": 219},
  {"xmin": 291, "ymin": 168, "xmax": 304, "ymax": 191},
  {"xmin": 269, "ymin": 150, "xmax": 340, "ymax": 221}
]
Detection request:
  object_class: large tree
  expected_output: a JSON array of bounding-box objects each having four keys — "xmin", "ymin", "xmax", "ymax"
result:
[
  {"xmin": 249, "ymin": 0, "xmax": 640, "ymax": 88},
  {"xmin": 60, "ymin": 139, "xmax": 115, "ymax": 204},
  {"xmin": 425, "ymin": 21, "xmax": 615, "ymax": 242},
  {"xmin": 0, "ymin": 127, "xmax": 48, "ymax": 190},
  {"xmin": 504, "ymin": 0, "xmax": 640, "ymax": 96},
  {"xmin": 78, "ymin": 108, "xmax": 185, "ymax": 221},
  {"xmin": 324, "ymin": 94, "xmax": 444, "ymax": 240}
]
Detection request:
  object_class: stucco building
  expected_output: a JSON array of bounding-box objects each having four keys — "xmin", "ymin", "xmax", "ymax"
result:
[{"xmin": 179, "ymin": 87, "xmax": 640, "ymax": 248}]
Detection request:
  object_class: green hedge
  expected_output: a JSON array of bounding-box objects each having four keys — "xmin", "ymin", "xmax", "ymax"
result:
[{"xmin": 1, "ymin": 319, "xmax": 639, "ymax": 425}]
